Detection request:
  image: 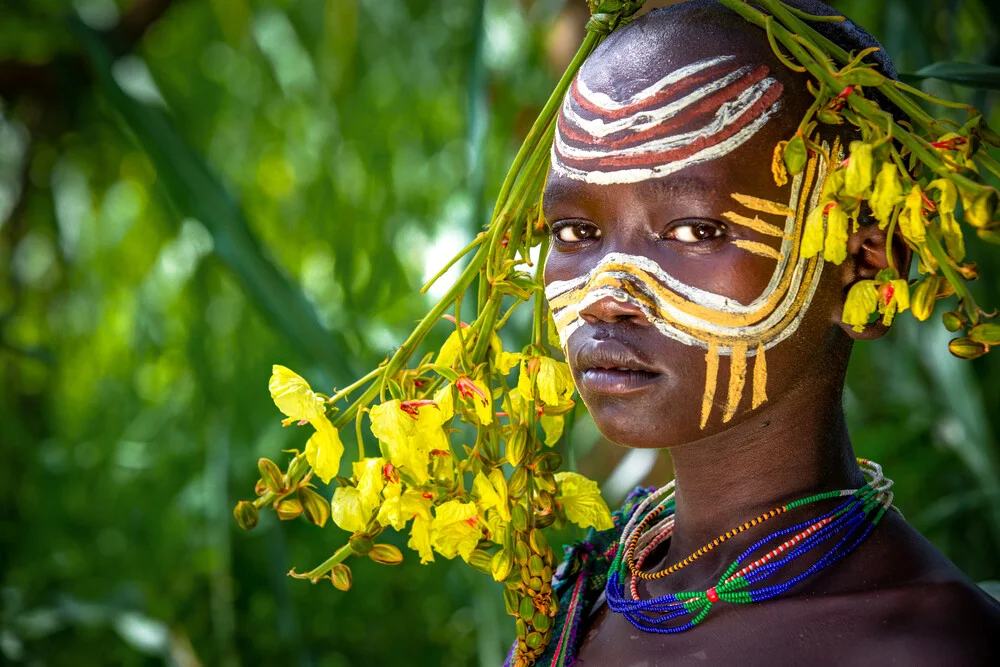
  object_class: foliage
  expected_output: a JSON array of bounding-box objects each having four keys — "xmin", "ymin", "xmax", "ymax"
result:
[{"xmin": 1, "ymin": 0, "xmax": 998, "ymax": 666}]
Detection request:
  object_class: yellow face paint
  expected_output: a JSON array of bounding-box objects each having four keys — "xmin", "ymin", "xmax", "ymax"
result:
[{"xmin": 545, "ymin": 144, "xmax": 835, "ymax": 428}]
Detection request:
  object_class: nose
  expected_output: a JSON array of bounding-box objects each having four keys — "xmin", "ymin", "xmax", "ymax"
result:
[{"xmin": 580, "ymin": 294, "xmax": 648, "ymax": 325}]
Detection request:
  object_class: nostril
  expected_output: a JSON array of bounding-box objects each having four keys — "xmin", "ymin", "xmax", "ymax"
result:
[{"xmin": 580, "ymin": 295, "xmax": 647, "ymax": 325}]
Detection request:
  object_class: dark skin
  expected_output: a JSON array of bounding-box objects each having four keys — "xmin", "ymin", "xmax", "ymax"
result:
[{"xmin": 542, "ymin": 7, "xmax": 1000, "ymax": 666}]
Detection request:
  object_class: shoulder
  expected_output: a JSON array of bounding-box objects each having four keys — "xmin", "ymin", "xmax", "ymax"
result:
[{"xmin": 836, "ymin": 580, "xmax": 1000, "ymax": 666}]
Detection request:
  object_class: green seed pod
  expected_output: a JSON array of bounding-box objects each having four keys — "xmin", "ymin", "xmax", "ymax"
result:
[
  {"xmin": 349, "ymin": 534, "xmax": 375, "ymax": 554},
  {"xmin": 330, "ymin": 563, "xmax": 352, "ymax": 592},
  {"xmin": 233, "ymin": 500, "xmax": 259, "ymax": 531},
  {"xmin": 492, "ymin": 548, "xmax": 514, "ymax": 583},
  {"xmin": 534, "ymin": 473, "xmax": 556, "ymax": 494},
  {"xmin": 529, "ymin": 576, "xmax": 542, "ymax": 591},
  {"xmin": 942, "ymin": 311, "xmax": 965, "ymax": 332},
  {"xmin": 515, "ymin": 618, "xmax": 527, "ymax": 640},
  {"xmin": 525, "ymin": 632, "xmax": 543, "ymax": 650},
  {"xmin": 274, "ymin": 498, "xmax": 303, "ymax": 521},
  {"xmin": 467, "ymin": 549, "xmax": 494, "ymax": 576},
  {"xmin": 948, "ymin": 337, "xmax": 988, "ymax": 360},
  {"xmin": 518, "ymin": 596, "xmax": 535, "ymax": 621},
  {"xmin": 520, "ymin": 566, "xmax": 531, "ymax": 584},
  {"xmin": 507, "ymin": 429, "xmax": 528, "ymax": 467},
  {"xmin": 528, "ymin": 554, "xmax": 545, "ymax": 577},
  {"xmin": 542, "ymin": 566, "xmax": 552, "ymax": 582},
  {"xmin": 533, "ymin": 611, "xmax": 551, "ymax": 633},
  {"xmin": 297, "ymin": 487, "xmax": 330, "ymax": 527},
  {"xmin": 783, "ymin": 134, "xmax": 808, "ymax": 176},
  {"xmin": 258, "ymin": 458, "xmax": 285, "ymax": 494},
  {"xmin": 969, "ymin": 323, "xmax": 1000, "ymax": 345}
]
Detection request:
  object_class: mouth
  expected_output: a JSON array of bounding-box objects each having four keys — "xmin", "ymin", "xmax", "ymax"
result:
[{"xmin": 574, "ymin": 339, "xmax": 663, "ymax": 395}]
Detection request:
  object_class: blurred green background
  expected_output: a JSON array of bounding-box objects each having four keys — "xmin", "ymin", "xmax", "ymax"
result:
[{"xmin": 1, "ymin": 0, "xmax": 998, "ymax": 665}]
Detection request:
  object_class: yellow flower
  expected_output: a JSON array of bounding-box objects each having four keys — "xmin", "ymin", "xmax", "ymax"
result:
[
  {"xmin": 472, "ymin": 470, "xmax": 510, "ymax": 521},
  {"xmin": 842, "ymin": 280, "xmax": 879, "ymax": 332},
  {"xmin": 878, "ymin": 279, "xmax": 910, "ymax": 327},
  {"xmin": 899, "ymin": 185, "xmax": 927, "ymax": 245},
  {"xmin": 455, "ymin": 376, "xmax": 493, "ymax": 425},
  {"xmin": 430, "ymin": 500, "xmax": 482, "ymax": 561},
  {"xmin": 870, "ymin": 162, "xmax": 903, "ymax": 226},
  {"xmin": 823, "ymin": 203, "xmax": 849, "ymax": 264},
  {"xmin": 270, "ymin": 365, "xmax": 343, "ymax": 484},
  {"xmin": 269, "ymin": 365, "xmax": 326, "ymax": 422},
  {"xmin": 369, "ymin": 399, "xmax": 449, "ymax": 485},
  {"xmin": 330, "ymin": 456, "xmax": 386, "ymax": 533},
  {"xmin": 801, "ymin": 203, "xmax": 827, "ymax": 259},
  {"xmin": 844, "ymin": 141, "xmax": 874, "ymax": 198},
  {"xmin": 554, "ymin": 472, "xmax": 613, "ymax": 531},
  {"xmin": 377, "ymin": 481, "xmax": 432, "ymax": 531},
  {"xmin": 408, "ymin": 515, "xmax": 434, "ymax": 564},
  {"xmin": 928, "ymin": 179, "xmax": 965, "ymax": 262},
  {"xmin": 435, "ymin": 329, "xmax": 465, "ymax": 368},
  {"xmin": 331, "ymin": 486, "xmax": 372, "ymax": 533},
  {"xmin": 960, "ymin": 188, "xmax": 997, "ymax": 229},
  {"xmin": 518, "ymin": 357, "xmax": 575, "ymax": 407},
  {"xmin": 305, "ymin": 421, "xmax": 344, "ymax": 485}
]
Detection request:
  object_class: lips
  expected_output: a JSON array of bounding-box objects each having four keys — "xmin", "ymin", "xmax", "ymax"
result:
[{"xmin": 573, "ymin": 338, "xmax": 662, "ymax": 395}]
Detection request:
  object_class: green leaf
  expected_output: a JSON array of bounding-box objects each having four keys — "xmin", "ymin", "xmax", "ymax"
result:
[{"xmin": 901, "ymin": 61, "xmax": 1000, "ymax": 90}]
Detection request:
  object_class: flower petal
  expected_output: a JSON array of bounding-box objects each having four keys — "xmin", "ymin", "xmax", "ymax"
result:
[{"xmin": 554, "ymin": 472, "xmax": 613, "ymax": 531}]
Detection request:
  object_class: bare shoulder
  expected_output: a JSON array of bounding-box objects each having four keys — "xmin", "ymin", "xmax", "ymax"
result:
[{"xmin": 836, "ymin": 580, "xmax": 1000, "ymax": 666}]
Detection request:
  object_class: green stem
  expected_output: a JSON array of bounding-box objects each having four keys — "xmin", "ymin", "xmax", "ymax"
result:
[
  {"xmin": 302, "ymin": 543, "xmax": 356, "ymax": 582},
  {"xmin": 925, "ymin": 233, "xmax": 981, "ymax": 325},
  {"xmin": 420, "ymin": 233, "xmax": 485, "ymax": 294},
  {"xmin": 533, "ymin": 235, "xmax": 551, "ymax": 348},
  {"xmin": 328, "ymin": 366, "xmax": 383, "ymax": 405}
]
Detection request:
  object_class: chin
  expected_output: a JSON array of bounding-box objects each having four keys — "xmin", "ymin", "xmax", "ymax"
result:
[{"xmin": 573, "ymin": 371, "xmax": 706, "ymax": 449}]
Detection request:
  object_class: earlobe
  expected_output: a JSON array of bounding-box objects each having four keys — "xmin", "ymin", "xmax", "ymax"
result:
[{"xmin": 834, "ymin": 219, "xmax": 913, "ymax": 341}]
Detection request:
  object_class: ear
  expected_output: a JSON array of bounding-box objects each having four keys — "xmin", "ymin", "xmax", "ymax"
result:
[{"xmin": 834, "ymin": 218, "xmax": 913, "ymax": 341}]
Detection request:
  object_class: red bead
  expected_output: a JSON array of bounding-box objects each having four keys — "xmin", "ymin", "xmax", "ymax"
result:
[{"xmin": 706, "ymin": 587, "xmax": 719, "ymax": 603}]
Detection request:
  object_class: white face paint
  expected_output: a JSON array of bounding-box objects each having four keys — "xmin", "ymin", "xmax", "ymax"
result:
[{"xmin": 551, "ymin": 55, "xmax": 784, "ymax": 186}]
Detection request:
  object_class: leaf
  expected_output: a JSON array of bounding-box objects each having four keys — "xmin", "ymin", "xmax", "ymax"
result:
[{"xmin": 902, "ymin": 61, "xmax": 1000, "ymax": 90}]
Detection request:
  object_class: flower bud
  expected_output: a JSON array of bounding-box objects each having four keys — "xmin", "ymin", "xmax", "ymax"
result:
[
  {"xmin": 513, "ymin": 540, "xmax": 530, "ymax": 565},
  {"xmin": 961, "ymin": 188, "xmax": 998, "ymax": 228},
  {"xmin": 948, "ymin": 337, "xmax": 988, "ymax": 360},
  {"xmin": 968, "ymin": 323, "xmax": 1000, "ymax": 346},
  {"xmin": 528, "ymin": 554, "xmax": 545, "ymax": 577},
  {"xmin": 843, "ymin": 67, "xmax": 885, "ymax": 88},
  {"xmin": 254, "ymin": 478, "xmax": 269, "ymax": 497},
  {"xmin": 816, "ymin": 108, "xmax": 843, "ymax": 125},
  {"xmin": 368, "ymin": 543, "xmax": 404, "ymax": 565},
  {"xmin": 518, "ymin": 596, "xmax": 536, "ymax": 622},
  {"xmin": 467, "ymin": 549, "xmax": 494, "ymax": 576},
  {"xmin": 349, "ymin": 534, "xmax": 374, "ymax": 554},
  {"xmin": 274, "ymin": 498, "xmax": 303, "ymax": 521},
  {"xmin": 977, "ymin": 225, "xmax": 1000, "ymax": 245},
  {"xmin": 942, "ymin": 311, "xmax": 964, "ymax": 332},
  {"xmin": 533, "ymin": 451, "xmax": 562, "ymax": 473},
  {"xmin": 503, "ymin": 586, "xmax": 519, "ymax": 616},
  {"xmin": 783, "ymin": 134, "xmax": 808, "ymax": 176},
  {"xmin": 507, "ymin": 429, "xmax": 528, "ymax": 467},
  {"xmin": 287, "ymin": 455, "xmax": 310, "ymax": 487},
  {"xmin": 534, "ymin": 509, "xmax": 556, "ymax": 529},
  {"xmin": 508, "ymin": 466, "xmax": 529, "ymax": 498},
  {"xmin": 298, "ymin": 487, "xmax": 330, "ymax": 528},
  {"xmin": 529, "ymin": 528, "xmax": 549, "ymax": 556},
  {"xmin": 258, "ymin": 458, "xmax": 285, "ymax": 494},
  {"xmin": 511, "ymin": 503, "xmax": 529, "ymax": 533},
  {"xmin": 910, "ymin": 277, "xmax": 941, "ymax": 322},
  {"xmin": 533, "ymin": 611, "xmax": 551, "ymax": 633},
  {"xmin": 492, "ymin": 548, "xmax": 515, "ymax": 583},
  {"xmin": 331, "ymin": 563, "xmax": 352, "ymax": 591},
  {"xmin": 233, "ymin": 501, "xmax": 259, "ymax": 531},
  {"xmin": 534, "ymin": 473, "xmax": 557, "ymax": 494},
  {"xmin": 525, "ymin": 632, "xmax": 543, "ymax": 650}
]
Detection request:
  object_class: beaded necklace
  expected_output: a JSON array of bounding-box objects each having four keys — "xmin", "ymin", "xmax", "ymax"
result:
[{"xmin": 605, "ymin": 458, "xmax": 896, "ymax": 634}]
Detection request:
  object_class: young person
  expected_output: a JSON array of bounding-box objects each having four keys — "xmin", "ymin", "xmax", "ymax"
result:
[{"xmin": 527, "ymin": 1, "xmax": 1000, "ymax": 664}]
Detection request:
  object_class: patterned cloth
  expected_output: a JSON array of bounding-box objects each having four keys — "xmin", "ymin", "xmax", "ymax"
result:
[{"xmin": 504, "ymin": 487, "xmax": 655, "ymax": 667}]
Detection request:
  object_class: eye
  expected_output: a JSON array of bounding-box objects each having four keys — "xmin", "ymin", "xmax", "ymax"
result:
[
  {"xmin": 665, "ymin": 221, "xmax": 724, "ymax": 243},
  {"xmin": 553, "ymin": 222, "xmax": 601, "ymax": 244}
]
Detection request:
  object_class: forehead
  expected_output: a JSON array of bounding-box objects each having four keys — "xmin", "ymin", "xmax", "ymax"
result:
[{"xmin": 549, "ymin": 16, "xmax": 806, "ymax": 191}]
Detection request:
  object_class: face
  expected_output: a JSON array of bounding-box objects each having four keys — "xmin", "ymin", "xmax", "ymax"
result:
[{"xmin": 542, "ymin": 24, "xmax": 850, "ymax": 448}]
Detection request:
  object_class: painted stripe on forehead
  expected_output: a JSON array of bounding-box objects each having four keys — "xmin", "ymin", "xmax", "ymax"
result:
[
  {"xmin": 552, "ymin": 54, "xmax": 784, "ymax": 185},
  {"xmin": 573, "ymin": 55, "xmax": 736, "ymax": 112}
]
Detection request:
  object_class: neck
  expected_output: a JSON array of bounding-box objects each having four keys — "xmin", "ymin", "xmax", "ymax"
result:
[{"xmin": 665, "ymin": 372, "xmax": 864, "ymax": 560}]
